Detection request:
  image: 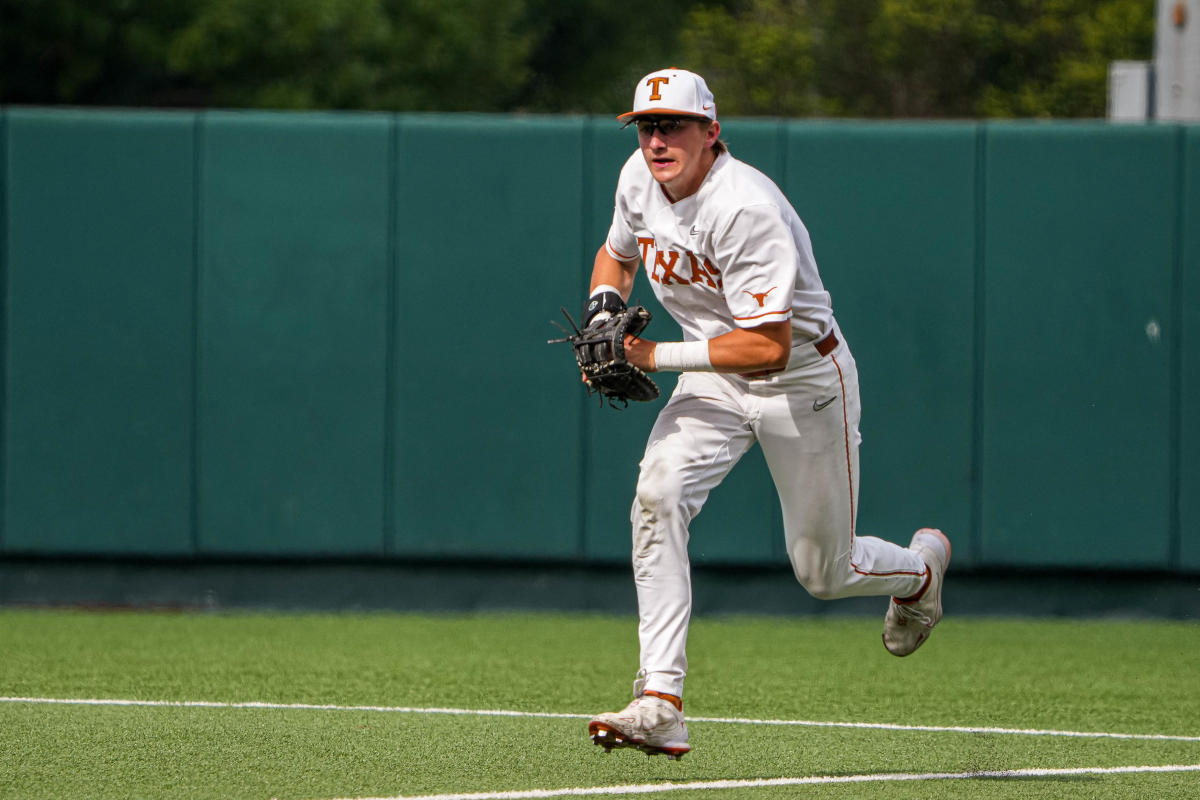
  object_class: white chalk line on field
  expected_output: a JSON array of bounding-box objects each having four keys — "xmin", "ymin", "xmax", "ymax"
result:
[
  {"xmin": 331, "ymin": 764, "xmax": 1200, "ymax": 800},
  {"xmin": 3, "ymin": 696, "xmax": 1200, "ymax": 743}
]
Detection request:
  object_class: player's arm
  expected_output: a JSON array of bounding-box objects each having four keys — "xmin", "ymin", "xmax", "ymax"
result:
[
  {"xmin": 584, "ymin": 245, "xmax": 639, "ymax": 327},
  {"xmin": 589, "ymin": 245, "xmax": 638, "ymax": 299},
  {"xmin": 706, "ymin": 321, "xmax": 791, "ymax": 371},
  {"xmin": 624, "ymin": 320, "xmax": 790, "ymax": 374}
]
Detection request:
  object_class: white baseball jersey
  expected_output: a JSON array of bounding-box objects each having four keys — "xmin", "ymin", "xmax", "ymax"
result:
[{"xmin": 604, "ymin": 150, "xmax": 834, "ymax": 344}]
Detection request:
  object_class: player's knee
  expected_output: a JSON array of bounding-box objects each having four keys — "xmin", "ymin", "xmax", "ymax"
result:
[
  {"xmin": 797, "ymin": 573, "xmax": 842, "ymax": 601},
  {"xmin": 789, "ymin": 544, "xmax": 847, "ymax": 600},
  {"xmin": 635, "ymin": 457, "xmax": 684, "ymax": 516}
]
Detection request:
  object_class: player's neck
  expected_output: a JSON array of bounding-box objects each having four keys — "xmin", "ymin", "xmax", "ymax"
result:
[{"xmin": 663, "ymin": 149, "xmax": 718, "ymax": 203}]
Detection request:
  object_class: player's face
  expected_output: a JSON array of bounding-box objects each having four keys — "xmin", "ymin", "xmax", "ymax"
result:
[{"xmin": 635, "ymin": 116, "xmax": 720, "ymax": 201}]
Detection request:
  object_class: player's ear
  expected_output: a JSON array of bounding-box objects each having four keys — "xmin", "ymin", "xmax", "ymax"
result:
[
  {"xmin": 704, "ymin": 121, "xmax": 726, "ymax": 154},
  {"xmin": 705, "ymin": 120, "xmax": 721, "ymax": 147}
]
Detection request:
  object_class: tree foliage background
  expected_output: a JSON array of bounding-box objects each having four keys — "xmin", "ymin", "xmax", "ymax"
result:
[{"xmin": 1, "ymin": 0, "xmax": 1157, "ymax": 117}]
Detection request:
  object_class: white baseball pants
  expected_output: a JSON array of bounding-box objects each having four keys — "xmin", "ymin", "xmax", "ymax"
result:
[{"xmin": 631, "ymin": 334, "xmax": 928, "ymax": 698}]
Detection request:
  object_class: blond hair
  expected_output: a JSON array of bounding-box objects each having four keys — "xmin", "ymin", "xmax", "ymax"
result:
[{"xmin": 704, "ymin": 121, "xmax": 728, "ymax": 154}]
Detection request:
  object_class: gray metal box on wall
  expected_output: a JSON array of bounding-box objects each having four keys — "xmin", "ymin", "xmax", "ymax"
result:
[{"xmin": 1108, "ymin": 61, "xmax": 1153, "ymax": 121}]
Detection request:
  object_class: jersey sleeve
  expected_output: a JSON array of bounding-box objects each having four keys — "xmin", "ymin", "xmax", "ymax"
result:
[
  {"xmin": 605, "ymin": 202, "xmax": 639, "ymax": 262},
  {"xmin": 604, "ymin": 157, "xmax": 642, "ymax": 262},
  {"xmin": 713, "ymin": 203, "xmax": 797, "ymax": 327}
]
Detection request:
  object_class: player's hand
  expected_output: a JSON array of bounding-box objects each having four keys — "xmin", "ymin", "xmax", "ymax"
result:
[{"xmin": 623, "ymin": 334, "xmax": 657, "ymax": 372}]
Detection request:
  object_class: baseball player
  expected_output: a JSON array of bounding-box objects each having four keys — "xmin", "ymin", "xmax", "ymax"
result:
[{"xmin": 585, "ymin": 68, "xmax": 951, "ymax": 760}]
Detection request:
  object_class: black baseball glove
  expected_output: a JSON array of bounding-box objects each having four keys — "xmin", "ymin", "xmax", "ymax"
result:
[{"xmin": 550, "ymin": 305, "xmax": 660, "ymax": 408}]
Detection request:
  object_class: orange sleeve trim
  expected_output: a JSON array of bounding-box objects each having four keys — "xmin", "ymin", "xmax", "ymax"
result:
[
  {"xmin": 606, "ymin": 240, "xmax": 638, "ymax": 262},
  {"xmin": 733, "ymin": 309, "xmax": 789, "ymax": 322}
]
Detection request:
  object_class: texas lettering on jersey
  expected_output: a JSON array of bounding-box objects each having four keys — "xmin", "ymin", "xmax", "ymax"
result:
[{"xmin": 636, "ymin": 237, "xmax": 723, "ymax": 290}]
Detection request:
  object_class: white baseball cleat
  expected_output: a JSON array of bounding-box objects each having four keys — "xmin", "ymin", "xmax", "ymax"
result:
[
  {"xmin": 882, "ymin": 528, "xmax": 951, "ymax": 657},
  {"xmin": 588, "ymin": 693, "xmax": 690, "ymax": 760}
]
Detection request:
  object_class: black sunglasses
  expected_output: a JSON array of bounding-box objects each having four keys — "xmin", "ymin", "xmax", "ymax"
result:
[{"xmin": 629, "ymin": 117, "xmax": 696, "ymax": 137}]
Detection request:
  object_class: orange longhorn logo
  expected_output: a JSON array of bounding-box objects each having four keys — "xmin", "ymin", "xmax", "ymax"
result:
[
  {"xmin": 745, "ymin": 287, "xmax": 776, "ymax": 307},
  {"xmin": 646, "ymin": 76, "xmax": 670, "ymax": 101}
]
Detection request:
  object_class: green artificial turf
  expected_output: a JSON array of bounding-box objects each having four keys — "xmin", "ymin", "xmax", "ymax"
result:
[{"xmin": 1, "ymin": 610, "xmax": 1197, "ymax": 799}]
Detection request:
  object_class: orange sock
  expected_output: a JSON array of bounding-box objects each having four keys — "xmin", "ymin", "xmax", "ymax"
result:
[{"xmin": 644, "ymin": 690, "xmax": 683, "ymax": 711}]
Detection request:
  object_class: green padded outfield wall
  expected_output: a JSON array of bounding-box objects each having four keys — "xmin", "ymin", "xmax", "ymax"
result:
[
  {"xmin": 982, "ymin": 124, "xmax": 1178, "ymax": 568},
  {"xmin": 0, "ymin": 108, "xmax": 1196, "ymax": 573},
  {"xmin": 197, "ymin": 112, "xmax": 392, "ymax": 555},
  {"xmin": 1183, "ymin": 127, "xmax": 1200, "ymax": 571},
  {"xmin": 390, "ymin": 116, "xmax": 586, "ymax": 559},
  {"xmin": 3, "ymin": 110, "xmax": 196, "ymax": 555}
]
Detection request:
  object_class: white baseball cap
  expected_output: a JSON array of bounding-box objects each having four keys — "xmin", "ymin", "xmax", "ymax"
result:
[{"xmin": 617, "ymin": 68, "xmax": 717, "ymax": 123}]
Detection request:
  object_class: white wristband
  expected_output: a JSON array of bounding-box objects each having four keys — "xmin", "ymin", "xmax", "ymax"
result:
[{"xmin": 654, "ymin": 340, "xmax": 713, "ymax": 372}]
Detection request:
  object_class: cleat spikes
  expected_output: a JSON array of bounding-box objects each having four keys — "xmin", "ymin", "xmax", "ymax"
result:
[
  {"xmin": 641, "ymin": 746, "xmax": 685, "ymax": 760},
  {"xmin": 590, "ymin": 722, "xmax": 633, "ymax": 754}
]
